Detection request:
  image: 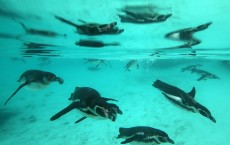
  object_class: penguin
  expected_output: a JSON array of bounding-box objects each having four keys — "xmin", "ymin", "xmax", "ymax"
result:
[
  {"xmin": 54, "ymin": 15, "xmax": 124, "ymax": 35},
  {"xmin": 165, "ymin": 22, "xmax": 212, "ymax": 47},
  {"xmin": 190, "ymin": 68, "xmax": 220, "ymax": 81},
  {"xmin": 152, "ymin": 79, "xmax": 216, "ymax": 123},
  {"xmin": 50, "ymin": 87, "xmax": 122, "ymax": 123},
  {"xmin": 118, "ymin": 10, "xmax": 172, "ymax": 24},
  {"xmin": 4, "ymin": 70, "xmax": 64, "ymax": 105},
  {"xmin": 117, "ymin": 126, "xmax": 174, "ymax": 144},
  {"xmin": 75, "ymin": 39, "xmax": 120, "ymax": 48}
]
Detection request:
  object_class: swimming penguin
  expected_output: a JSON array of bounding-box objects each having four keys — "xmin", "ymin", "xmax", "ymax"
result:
[
  {"xmin": 190, "ymin": 68, "xmax": 220, "ymax": 81},
  {"xmin": 75, "ymin": 39, "xmax": 120, "ymax": 48},
  {"xmin": 118, "ymin": 10, "xmax": 172, "ymax": 24},
  {"xmin": 50, "ymin": 87, "xmax": 122, "ymax": 123},
  {"xmin": 152, "ymin": 79, "xmax": 216, "ymax": 123},
  {"xmin": 4, "ymin": 70, "xmax": 64, "ymax": 106},
  {"xmin": 54, "ymin": 15, "xmax": 124, "ymax": 35},
  {"xmin": 117, "ymin": 126, "xmax": 174, "ymax": 144},
  {"xmin": 165, "ymin": 22, "xmax": 212, "ymax": 47}
]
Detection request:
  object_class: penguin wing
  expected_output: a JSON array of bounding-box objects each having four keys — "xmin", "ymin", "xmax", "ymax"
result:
[
  {"xmin": 54, "ymin": 15, "xmax": 79, "ymax": 27},
  {"xmin": 4, "ymin": 80, "xmax": 31, "ymax": 105},
  {"xmin": 101, "ymin": 97, "xmax": 118, "ymax": 102},
  {"xmin": 197, "ymin": 75, "xmax": 206, "ymax": 81},
  {"xmin": 50, "ymin": 102, "xmax": 81, "ymax": 121}
]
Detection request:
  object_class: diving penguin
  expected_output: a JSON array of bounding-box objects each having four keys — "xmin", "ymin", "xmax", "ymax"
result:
[
  {"xmin": 152, "ymin": 79, "xmax": 216, "ymax": 123},
  {"xmin": 50, "ymin": 87, "xmax": 122, "ymax": 123},
  {"xmin": 117, "ymin": 126, "xmax": 174, "ymax": 144},
  {"xmin": 4, "ymin": 70, "xmax": 64, "ymax": 105}
]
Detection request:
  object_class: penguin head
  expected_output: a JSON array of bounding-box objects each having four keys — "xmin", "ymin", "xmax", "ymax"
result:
[
  {"xmin": 43, "ymin": 73, "xmax": 64, "ymax": 84},
  {"xmin": 158, "ymin": 136, "xmax": 174, "ymax": 144},
  {"xmin": 197, "ymin": 104, "xmax": 216, "ymax": 123},
  {"xmin": 94, "ymin": 102, "xmax": 122, "ymax": 121},
  {"xmin": 152, "ymin": 79, "xmax": 171, "ymax": 93},
  {"xmin": 156, "ymin": 130, "xmax": 174, "ymax": 144},
  {"xmin": 152, "ymin": 79, "xmax": 162, "ymax": 88},
  {"xmin": 117, "ymin": 127, "xmax": 129, "ymax": 138}
]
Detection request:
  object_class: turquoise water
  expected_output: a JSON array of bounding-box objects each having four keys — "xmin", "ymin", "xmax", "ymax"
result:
[{"xmin": 0, "ymin": 0, "xmax": 230, "ymax": 145}]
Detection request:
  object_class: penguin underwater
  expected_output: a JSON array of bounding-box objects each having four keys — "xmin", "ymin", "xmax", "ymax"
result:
[
  {"xmin": 152, "ymin": 79, "xmax": 216, "ymax": 123},
  {"xmin": 117, "ymin": 126, "xmax": 174, "ymax": 144},
  {"xmin": 50, "ymin": 87, "xmax": 122, "ymax": 123},
  {"xmin": 4, "ymin": 70, "xmax": 64, "ymax": 106}
]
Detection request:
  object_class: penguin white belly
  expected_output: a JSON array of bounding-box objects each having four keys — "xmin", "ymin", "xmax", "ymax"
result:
[{"xmin": 165, "ymin": 93, "xmax": 182, "ymax": 102}]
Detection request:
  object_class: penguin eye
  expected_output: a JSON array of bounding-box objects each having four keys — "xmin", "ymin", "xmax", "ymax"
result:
[{"xmin": 48, "ymin": 74, "xmax": 56, "ymax": 81}]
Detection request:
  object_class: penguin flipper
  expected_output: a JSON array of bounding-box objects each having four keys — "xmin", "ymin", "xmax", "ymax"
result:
[
  {"xmin": 78, "ymin": 19, "xmax": 87, "ymax": 23},
  {"xmin": 54, "ymin": 15, "xmax": 79, "ymax": 27},
  {"xmin": 195, "ymin": 22, "xmax": 212, "ymax": 32},
  {"xmin": 75, "ymin": 116, "xmax": 87, "ymax": 124},
  {"xmin": 197, "ymin": 75, "xmax": 206, "ymax": 81},
  {"xmin": 121, "ymin": 135, "xmax": 143, "ymax": 144},
  {"xmin": 50, "ymin": 102, "xmax": 80, "ymax": 121},
  {"xmin": 101, "ymin": 97, "xmax": 118, "ymax": 102},
  {"xmin": 4, "ymin": 81, "xmax": 29, "ymax": 106}
]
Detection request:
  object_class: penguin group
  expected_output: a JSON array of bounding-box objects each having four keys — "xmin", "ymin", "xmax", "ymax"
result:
[
  {"xmin": 0, "ymin": 2, "xmax": 213, "ymax": 57},
  {"xmin": 3, "ymin": 69, "xmax": 174, "ymax": 144},
  {"xmin": 3, "ymin": 68, "xmax": 216, "ymax": 144},
  {"xmin": 1, "ymin": 1, "xmax": 218, "ymax": 145}
]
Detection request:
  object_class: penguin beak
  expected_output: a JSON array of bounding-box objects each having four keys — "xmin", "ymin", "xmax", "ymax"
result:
[
  {"xmin": 52, "ymin": 77, "xmax": 64, "ymax": 84},
  {"xmin": 167, "ymin": 138, "xmax": 174, "ymax": 144},
  {"xmin": 166, "ymin": 14, "xmax": 172, "ymax": 19},
  {"xmin": 210, "ymin": 116, "xmax": 216, "ymax": 123}
]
